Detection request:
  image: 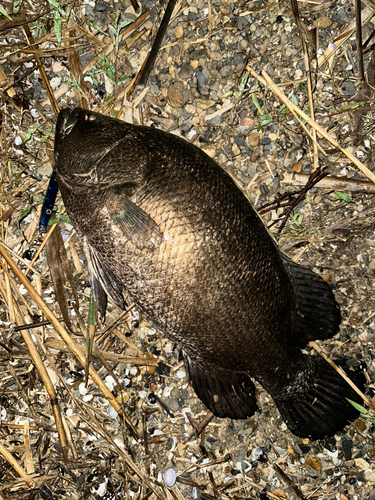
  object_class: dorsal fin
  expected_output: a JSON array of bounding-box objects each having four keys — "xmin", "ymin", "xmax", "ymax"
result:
[{"xmin": 280, "ymin": 253, "xmax": 341, "ymax": 347}]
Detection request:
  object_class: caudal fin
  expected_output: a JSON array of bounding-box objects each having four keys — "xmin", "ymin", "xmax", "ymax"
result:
[{"xmin": 272, "ymin": 356, "xmax": 366, "ymax": 440}]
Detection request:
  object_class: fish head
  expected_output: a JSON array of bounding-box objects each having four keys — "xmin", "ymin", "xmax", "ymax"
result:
[{"xmin": 54, "ymin": 107, "xmax": 148, "ymax": 190}]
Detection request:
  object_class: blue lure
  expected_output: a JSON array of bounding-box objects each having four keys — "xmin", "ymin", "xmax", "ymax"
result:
[{"xmin": 39, "ymin": 168, "xmax": 58, "ymax": 234}]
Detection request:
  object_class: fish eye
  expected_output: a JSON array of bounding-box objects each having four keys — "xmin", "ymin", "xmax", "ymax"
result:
[{"xmin": 84, "ymin": 113, "xmax": 97, "ymax": 122}]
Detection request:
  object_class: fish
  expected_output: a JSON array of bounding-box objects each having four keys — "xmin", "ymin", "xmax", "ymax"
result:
[{"xmin": 53, "ymin": 107, "xmax": 365, "ymax": 440}]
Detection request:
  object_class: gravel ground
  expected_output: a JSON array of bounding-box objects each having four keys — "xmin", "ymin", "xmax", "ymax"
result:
[{"xmin": 1, "ymin": 0, "xmax": 375, "ymax": 499}]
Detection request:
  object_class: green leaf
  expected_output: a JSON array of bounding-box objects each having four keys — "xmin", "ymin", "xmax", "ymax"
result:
[
  {"xmin": 292, "ymin": 213, "xmax": 303, "ymax": 225},
  {"xmin": 46, "ymin": 0, "xmax": 60, "ymax": 9},
  {"xmin": 19, "ymin": 206, "xmax": 33, "ymax": 219},
  {"xmin": 88, "ymin": 291, "xmax": 96, "ymax": 327},
  {"xmin": 24, "ymin": 127, "xmax": 37, "ymax": 142},
  {"xmin": 252, "ymin": 94, "xmax": 264, "ymax": 114},
  {"xmin": 346, "ymin": 398, "xmax": 368, "ymax": 414},
  {"xmin": 221, "ymin": 91, "xmax": 233, "ymax": 98},
  {"xmin": 238, "ymin": 70, "xmax": 250, "ymax": 92},
  {"xmin": 117, "ymin": 73, "xmax": 131, "ymax": 84},
  {"xmin": 89, "ymin": 22, "xmax": 107, "ymax": 36},
  {"xmin": 108, "ymin": 24, "xmax": 117, "ymax": 35},
  {"xmin": 334, "ymin": 191, "xmax": 353, "ymax": 202},
  {"xmin": 0, "ymin": 5, "xmax": 12, "ymax": 21},
  {"xmin": 40, "ymin": 133, "xmax": 51, "ymax": 142},
  {"xmin": 54, "ymin": 13, "xmax": 62, "ymax": 44},
  {"xmin": 48, "ymin": 214, "xmax": 71, "ymax": 225},
  {"xmin": 290, "ymin": 94, "xmax": 299, "ymax": 107},
  {"xmin": 13, "ymin": 0, "xmax": 21, "ymax": 14},
  {"xmin": 119, "ymin": 20, "xmax": 132, "ymax": 31}
]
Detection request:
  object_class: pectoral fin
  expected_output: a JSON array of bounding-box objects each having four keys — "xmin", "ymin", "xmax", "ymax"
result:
[
  {"xmin": 107, "ymin": 194, "xmax": 163, "ymax": 250},
  {"xmin": 84, "ymin": 239, "xmax": 126, "ymax": 318}
]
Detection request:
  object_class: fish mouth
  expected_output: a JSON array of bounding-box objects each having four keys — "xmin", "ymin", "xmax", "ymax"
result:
[{"xmin": 55, "ymin": 108, "xmax": 80, "ymax": 143}]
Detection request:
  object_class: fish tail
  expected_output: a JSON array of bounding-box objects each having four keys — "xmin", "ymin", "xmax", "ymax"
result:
[
  {"xmin": 272, "ymin": 355, "xmax": 366, "ymax": 440},
  {"xmin": 183, "ymin": 353, "xmax": 258, "ymax": 419}
]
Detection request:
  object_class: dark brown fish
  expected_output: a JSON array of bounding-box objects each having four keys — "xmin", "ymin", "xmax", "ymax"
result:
[{"xmin": 54, "ymin": 107, "xmax": 365, "ymax": 439}]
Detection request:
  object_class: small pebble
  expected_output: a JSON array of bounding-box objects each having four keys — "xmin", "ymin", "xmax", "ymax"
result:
[
  {"xmin": 94, "ymin": 2, "xmax": 107, "ymax": 12},
  {"xmin": 313, "ymin": 16, "xmax": 332, "ymax": 28},
  {"xmin": 247, "ymin": 132, "xmax": 260, "ymax": 147},
  {"xmin": 179, "ymin": 62, "xmax": 194, "ymax": 79},
  {"xmin": 52, "ymin": 61, "xmax": 65, "ymax": 73},
  {"xmin": 195, "ymin": 69, "xmax": 207, "ymax": 91},
  {"xmin": 167, "ymin": 81, "xmax": 184, "ymax": 108},
  {"xmin": 332, "ymin": 7, "xmax": 350, "ymax": 24},
  {"xmin": 174, "ymin": 26, "xmax": 183, "ymax": 39},
  {"xmin": 306, "ymin": 456, "xmax": 321, "ymax": 471},
  {"xmin": 355, "ymin": 458, "xmax": 370, "ymax": 471},
  {"xmin": 341, "ymin": 81, "xmax": 355, "ymax": 96},
  {"xmin": 15, "ymin": 136, "xmax": 23, "ymax": 146}
]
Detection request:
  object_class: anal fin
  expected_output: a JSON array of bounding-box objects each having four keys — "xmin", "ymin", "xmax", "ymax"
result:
[{"xmin": 183, "ymin": 353, "xmax": 258, "ymax": 419}]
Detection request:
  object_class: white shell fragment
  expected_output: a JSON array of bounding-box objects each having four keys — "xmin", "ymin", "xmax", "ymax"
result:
[
  {"xmin": 78, "ymin": 382, "xmax": 88, "ymax": 396},
  {"xmin": 163, "ymin": 468, "xmax": 176, "ymax": 488},
  {"xmin": 50, "ymin": 77, "xmax": 61, "ymax": 88},
  {"xmin": 176, "ymin": 369, "xmax": 186, "ymax": 379},
  {"xmin": 104, "ymin": 375, "xmax": 115, "ymax": 391},
  {"xmin": 106, "ymin": 404, "xmax": 118, "ymax": 420}
]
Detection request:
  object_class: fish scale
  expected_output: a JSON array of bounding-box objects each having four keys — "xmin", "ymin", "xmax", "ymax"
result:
[{"xmin": 54, "ymin": 107, "xmax": 366, "ymax": 439}]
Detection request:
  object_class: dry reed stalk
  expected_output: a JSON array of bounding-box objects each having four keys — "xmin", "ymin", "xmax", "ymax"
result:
[
  {"xmin": 22, "ymin": 24, "xmax": 59, "ymax": 115},
  {"xmin": 6, "ymin": 363, "xmax": 37, "ymax": 418},
  {"xmin": 41, "ymin": 9, "xmax": 150, "ymax": 106},
  {"xmin": 0, "ymin": 441, "xmax": 34, "ymax": 487},
  {"xmin": 283, "ymin": 172, "xmax": 375, "ymax": 193},
  {"xmin": 76, "ymin": 406, "xmax": 164, "ymax": 499},
  {"xmin": 0, "ymin": 64, "xmax": 16, "ymax": 98},
  {"xmin": 23, "ymin": 420, "xmax": 34, "ymax": 475},
  {"xmin": 0, "ymin": 243, "xmax": 140, "ymax": 439},
  {"xmin": 291, "ymin": 0, "xmax": 319, "ymax": 171},
  {"xmin": 11, "ymin": 303, "xmax": 70, "ymax": 461},
  {"xmin": 0, "ymin": 242, "xmax": 44, "ymax": 280},
  {"xmin": 6, "ymin": 270, "xmax": 36, "ymax": 317},
  {"xmin": 68, "ymin": 239, "xmax": 82, "ymax": 273},
  {"xmin": 316, "ymin": 6, "xmax": 375, "ymax": 69},
  {"xmin": 43, "ymin": 339, "xmax": 158, "ymax": 365},
  {"xmin": 66, "ymin": 18, "xmax": 89, "ymax": 109},
  {"xmin": 247, "ymin": 67, "xmax": 375, "ymax": 184},
  {"xmin": 24, "ymin": 216, "xmax": 63, "ymax": 278}
]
